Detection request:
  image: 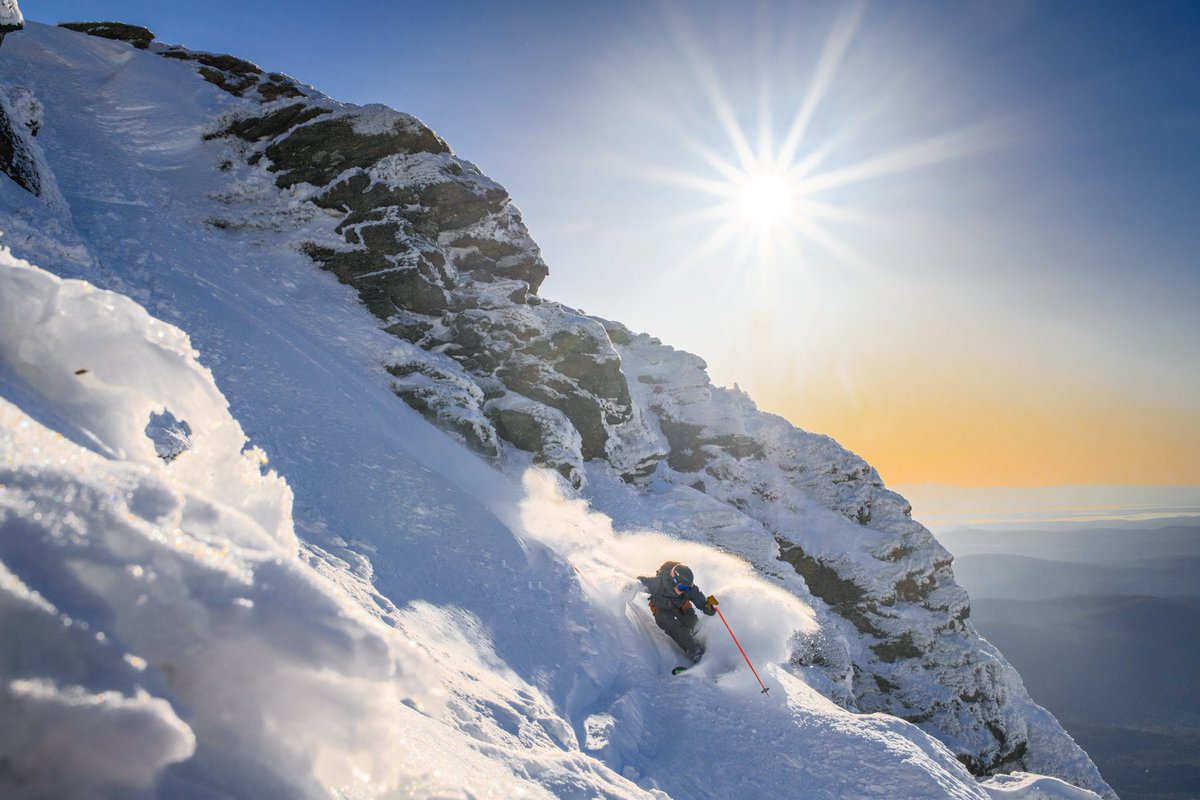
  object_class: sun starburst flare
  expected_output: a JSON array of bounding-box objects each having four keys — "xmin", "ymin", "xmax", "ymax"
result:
[{"xmin": 643, "ymin": 3, "xmax": 1022, "ymax": 290}]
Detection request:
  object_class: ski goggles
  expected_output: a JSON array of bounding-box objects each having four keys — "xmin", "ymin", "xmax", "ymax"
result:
[{"xmin": 674, "ymin": 583, "xmax": 692, "ymax": 592}]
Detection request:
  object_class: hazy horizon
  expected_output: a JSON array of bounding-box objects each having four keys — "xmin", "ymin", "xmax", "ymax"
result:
[{"xmin": 896, "ymin": 484, "xmax": 1200, "ymax": 532}]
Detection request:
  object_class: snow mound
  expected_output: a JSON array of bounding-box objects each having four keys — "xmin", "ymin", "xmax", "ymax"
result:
[
  {"xmin": 0, "ymin": 244, "xmax": 294, "ymax": 546},
  {"xmin": 0, "ymin": 249, "xmax": 442, "ymax": 799}
]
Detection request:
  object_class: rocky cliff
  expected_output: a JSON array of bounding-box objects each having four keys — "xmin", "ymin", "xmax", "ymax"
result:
[{"xmin": 0, "ymin": 21, "xmax": 1112, "ymax": 798}]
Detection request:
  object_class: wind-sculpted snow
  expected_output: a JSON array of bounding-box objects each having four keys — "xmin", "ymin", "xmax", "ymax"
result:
[
  {"xmin": 0, "ymin": 20, "xmax": 1114, "ymax": 800},
  {"xmin": 0, "ymin": 252, "xmax": 448, "ymax": 797},
  {"xmin": 0, "ymin": 250, "xmax": 294, "ymax": 545}
]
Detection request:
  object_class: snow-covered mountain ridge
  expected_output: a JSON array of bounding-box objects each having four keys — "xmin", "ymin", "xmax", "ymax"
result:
[{"xmin": 0, "ymin": 18, "xmax": 1113, "ymax": 799}]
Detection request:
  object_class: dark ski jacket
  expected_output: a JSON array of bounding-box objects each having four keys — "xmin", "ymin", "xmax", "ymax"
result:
[{"xmin": 638, "ymin": 561, "xmax": 714, "ymax": 618}]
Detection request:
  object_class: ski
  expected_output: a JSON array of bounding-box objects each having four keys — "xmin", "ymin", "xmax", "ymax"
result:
[{"xmin": 671, "ymin": 666, "xmax": 689, "ymax": 675}]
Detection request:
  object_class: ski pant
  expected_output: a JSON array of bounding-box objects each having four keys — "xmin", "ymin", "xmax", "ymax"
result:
[{"xmin": 653, "ymin": 607, "xmax": 705, "ymax": 663}]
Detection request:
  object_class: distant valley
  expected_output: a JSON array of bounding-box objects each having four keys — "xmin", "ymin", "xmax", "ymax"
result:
[{"xmin": 940, "ymin": 521, "xmax": 1200, "ymax": 800}]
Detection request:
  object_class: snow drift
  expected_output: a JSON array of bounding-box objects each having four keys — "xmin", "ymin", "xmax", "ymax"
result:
[{"xmin": 0, "ymin": 251, "xmax": 449, "ymax": 798}]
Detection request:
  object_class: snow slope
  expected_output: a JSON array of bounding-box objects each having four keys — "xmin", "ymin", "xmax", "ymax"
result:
[{"xmin": 0, "ymin": 21, "xmax": 1110, "ymax": 800}]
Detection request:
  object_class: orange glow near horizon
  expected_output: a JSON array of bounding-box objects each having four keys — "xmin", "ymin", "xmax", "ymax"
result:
[{"xmin": 749, "ymin": 355, "xmax": 1200, "ymax": 488}]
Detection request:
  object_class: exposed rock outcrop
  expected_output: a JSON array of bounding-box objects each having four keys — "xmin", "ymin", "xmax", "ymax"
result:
[
  {"xmin": 58, "ymin": 21, "xmax": 152, "ymax": 49},
  {"xmin": 0, "ymin": 85, "xmax": 42, "ymax": 197}
]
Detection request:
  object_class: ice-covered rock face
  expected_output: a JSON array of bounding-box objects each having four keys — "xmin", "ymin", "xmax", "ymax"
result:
[{"xmin": 36, "ymin": 23, "xmax": 1109, "ymax": 797}]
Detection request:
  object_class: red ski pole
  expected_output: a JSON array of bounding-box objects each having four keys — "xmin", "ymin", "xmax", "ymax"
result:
[{"xmin": 715, "ymin": 606, "xmax": 770, "ymax": 695}]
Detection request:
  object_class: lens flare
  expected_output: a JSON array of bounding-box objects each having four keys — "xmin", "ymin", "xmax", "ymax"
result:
[{"xmin": 637, "ymin": 2, "xmax": 1019, "ymax": 290}]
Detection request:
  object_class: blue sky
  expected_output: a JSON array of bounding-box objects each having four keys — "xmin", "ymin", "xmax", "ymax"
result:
[{"xmin": 26, "ymin": 1, "xmax": 1200, "ymax": 499}]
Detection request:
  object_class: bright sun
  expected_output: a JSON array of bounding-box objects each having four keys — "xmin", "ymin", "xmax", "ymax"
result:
[
  {"xmin": 734, "ymin": 171, "xmax": 794, "ymax": 229},
  {"xmin": 640, "ymin": 4, "xmax": 1009, "ymax": 278}
]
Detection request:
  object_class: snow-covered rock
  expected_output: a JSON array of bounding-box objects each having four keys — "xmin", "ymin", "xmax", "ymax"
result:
[{"xmin": 0, "ymin": 0, "xmax": 21, "ymax": 45}]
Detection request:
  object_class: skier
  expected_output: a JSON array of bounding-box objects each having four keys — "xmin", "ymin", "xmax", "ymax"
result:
[{"xmin": 638, "ymin": 561, "xmax": 718, "ymax": 666}]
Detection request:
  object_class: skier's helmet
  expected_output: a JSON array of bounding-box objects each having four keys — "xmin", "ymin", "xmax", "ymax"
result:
[{"xmin": 670, "ymin": 563, "xmax": 694, "ymax": 589}]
